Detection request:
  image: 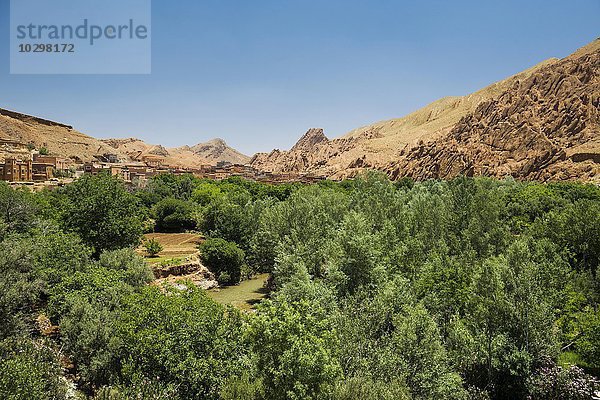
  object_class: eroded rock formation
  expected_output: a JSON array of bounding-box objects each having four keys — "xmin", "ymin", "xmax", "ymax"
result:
[{"xmin": 251, "ymin": 39, "xmax": 600, "ymax": 183}]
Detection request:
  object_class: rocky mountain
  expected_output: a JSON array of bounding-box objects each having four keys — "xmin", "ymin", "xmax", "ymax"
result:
[
  {"xmin": 188, "ymin": 138, "xmax": 249, "ymax": 165},
  {"xmin": 386, "ymin": 39, "xmax": 600, "ymax": 182},
  {"xmin": 252, "ymin": 39, "xmax": 600, "ymax": 182},
  {"xmin": 102, "ymin": 137, "xmax": 249, "ymax": 167},
  {"xmin": 0, "ymin": 108, "xmax": 249, "ymax": 167}
]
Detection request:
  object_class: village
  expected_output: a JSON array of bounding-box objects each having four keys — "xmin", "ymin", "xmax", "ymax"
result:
[{"xmin": 0, "ymin": 136, "xmax": 326, "ymax": 188}]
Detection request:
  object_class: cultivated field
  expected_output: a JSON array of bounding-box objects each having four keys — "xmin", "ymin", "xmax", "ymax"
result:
[{"xmin": 139, "ymin": 232, "xmax": 202, "ymax": 264}]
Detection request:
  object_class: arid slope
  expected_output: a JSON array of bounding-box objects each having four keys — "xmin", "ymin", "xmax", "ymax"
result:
[
  {"xmin": 0, "ymin": 108, "xmax": 249, "ymax": 166},
  {"xmin": 386, "ymin": 39, "xmax": 600, "ymax": 182},
  {"xmin": 251, "ymin": 39, "xmax": 599, "ymax": 182}
]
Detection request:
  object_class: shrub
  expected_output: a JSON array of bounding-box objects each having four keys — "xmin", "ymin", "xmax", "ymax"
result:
[
  {"xmin": 527, "ymin": 360, "xmax": 599, "ymax": 400},
  {"xmin": 0, "ymin": 336, "xmax": 67, "ymax": 400},
  {"xmin": 144, "ymin": 238, "xmax": 163, "ymax": 257},
  {"xmin": 199, "ymin": 238, "xmax": 244, "ymax": 285}
]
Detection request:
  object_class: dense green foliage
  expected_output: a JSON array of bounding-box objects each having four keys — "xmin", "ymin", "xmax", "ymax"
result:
[
  {"xmin": 59, "ymin": 173, "xmax": 144, "ymax": 253},
  {"xmin": 152, "ymin": 197, "xmax": 197, "ymax": 231},
  {"xmin": 199, "ymin": 237, "xmax": 245, "ymax": 284},
  {"xmin": 1, "ymin": 173, "xmax": 599, "ymax": 399}
]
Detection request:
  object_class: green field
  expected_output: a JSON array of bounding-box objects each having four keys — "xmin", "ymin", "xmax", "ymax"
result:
[{"xmin": 207, "ymin": 273, "xmax": 270, "ymax": 311}]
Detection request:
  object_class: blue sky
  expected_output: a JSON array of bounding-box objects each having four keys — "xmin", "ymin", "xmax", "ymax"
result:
[{"xmin": 0, "ymin": 0, "xmax": 598, "ymax": 155}]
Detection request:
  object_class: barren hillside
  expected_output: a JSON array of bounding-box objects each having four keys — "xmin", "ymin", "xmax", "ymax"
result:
[
  {"xmin": 0, "ymin": 108, "xmax": 127, "ymax": 162},
  {"xmin": 386, "ymin": 39, "xmax": 600, "ymax": 182},
  {"xmin": 102, "ymin": 137, "xmax": 249, "ymax": 167},
  {"xmin": 251, "ymin": 39, "xmax": 599, "ymax": 182},
  {"xmin": 0, "ymin": 108, "xmax": 249, "ymax": 167}
]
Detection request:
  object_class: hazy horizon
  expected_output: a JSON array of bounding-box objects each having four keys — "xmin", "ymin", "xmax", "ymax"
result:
[{"xmin": 1, "ymin": 0, "xmax": 598, "ymax": 155}]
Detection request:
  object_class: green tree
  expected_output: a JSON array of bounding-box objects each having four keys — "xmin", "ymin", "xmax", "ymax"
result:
[
  {"xmin": 0, "ymin": 182, "xmax": 37, "ymax": 238},
  {"xmin": 337, "ymin": 280, "xmax": 465, "ymax": 400},
  {"xmin": 153, "ymin": 197, "xmax": 197, "ymax": 232},
  {"xmin": 143, "ymin": 237, "xmax": 163, "ymax": 257},
  {"xmin": 248, "ymin": 300, "xmax": 342, "ymax": 400},
  {"xmin": 191, "ymin": 182, "xmax": 224, "ymax": 206},
  {"xmin": 199, "ymin": 238, "xmax": 245, "ymax": 285},
  {"xmin": 116, "ymin": 285, "xmax": 247, "ymax": 400},
  {"xmin": 251, "ymin": 186, "xmax": 348, "ymax": 275},
  {"xmin": 332, "ymin": 211, "xmax": 385, "ymax": 295},
  {"xmin": 573, "ymin": 308, "xmax": 600, "ymax": 368},
  {"xmin": 536, "ymin": 199, "xmax": 600, "ymax": 274},
  {"xmin": 60, "ymin": 173, "xmax": 144, "ymax": 254}
]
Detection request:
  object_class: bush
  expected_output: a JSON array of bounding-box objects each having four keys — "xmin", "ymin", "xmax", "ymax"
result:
[
  {"xmin": 330, "ymin": 377, "xmax": 410, "ymax": 400},
  {"xmin": 199, "ymin": 238, "xmax": 245, "ymax": 285},
  {"xmin": 153, "ymin": 198, "xmax": 197, "ymax": 232},
  {"xmin": 0, "ymin": 183, "xmax": 37, "ymax": 236},
  {"xmin": 144, "ymin": 237, "xmax": 163, "ymax": 257},
  {"xmin": 527, "ymin": 360, "xmax": 599, "ymax": 400},
  {"xmin": 0, "ymin": 336, "xmax": 67, "ymax": 400}
]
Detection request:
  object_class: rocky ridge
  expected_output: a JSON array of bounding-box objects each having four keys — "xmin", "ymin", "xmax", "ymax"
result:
[
  {"xmin": 251, "ymin": 39, "xmax": 600, "ymax": 182},
  {"xmin": 386, "ymin": 39, "xmax": 600, "ymax": 182},
  {"xmin": 102, "ymin": 137, "xmax": 250, "ymax": 167}
]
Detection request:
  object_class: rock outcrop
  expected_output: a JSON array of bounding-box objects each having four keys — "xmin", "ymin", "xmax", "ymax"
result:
[
  {"xmin": 386, "ymin": 39, "xmax": 600, "ymax": 182},
  {"xmin": 152, "ymin": 255, "xmax": 218, "ymax": 290},
  {"xmin": 189, "ymin": 138, "xmax": 250, "ymax": 165},
  {"xmin": 251, "ymin": 39, "xmax": 600, "ymax": 183}
]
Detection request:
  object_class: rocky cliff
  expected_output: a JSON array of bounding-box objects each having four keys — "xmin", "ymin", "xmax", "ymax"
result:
[
  {"xmin": 386, "ymin": 39, "xmax": 600, "ymax": 182},
  {"xmin": 251, "ymin": 39, "xmax": 600, "ymax": 182}
]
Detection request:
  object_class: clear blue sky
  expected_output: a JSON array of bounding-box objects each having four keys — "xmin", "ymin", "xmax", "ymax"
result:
[{"xmin": 0, "ymin": 0, "xmax": 598, "ymax": 155}]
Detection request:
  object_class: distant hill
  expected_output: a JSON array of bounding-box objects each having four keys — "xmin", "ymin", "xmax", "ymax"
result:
[
  {"xmin": 0, "ymin": 108, "xmax": 125, "ymax": 162},
  {"xmin": 251, "ymin": 39, "xmax": 599, "ymax": 182},
  {"xmin": 0, "ymin": 108, "xmax": 249, "ymax": 167},
  {"xmin": 101, "ymin": 137, "xmax": 250, "ymax": 167}
]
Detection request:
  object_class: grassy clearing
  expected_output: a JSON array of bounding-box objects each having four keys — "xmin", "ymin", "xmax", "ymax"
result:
[
  {"xmin": 145, "ymin": 256, "xmax": 185, "ymax": 266},
  {"xmin": 207, "ymin": 273, "xmax": 270, "ymax": 311}
]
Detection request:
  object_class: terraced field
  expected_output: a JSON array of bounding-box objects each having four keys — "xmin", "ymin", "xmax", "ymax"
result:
[{"xmin": 139, "ymin": 232, "xmax": 202, "ymax": 264}]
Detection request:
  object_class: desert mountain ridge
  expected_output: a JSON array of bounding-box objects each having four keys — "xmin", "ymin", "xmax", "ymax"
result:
[
  {"xmin": 1, "ymin": 38, "xmax": 598, "ymax": 182},
  {"xmin": 251, "ymin": 38, "xmax": 600, "ymax": 182},
  {"xmin": 100, "ymin": 137, "xmax": 250, "ymax": 167},
  {"xmin": 0, "ymin": 108, "xmax": 250, "ymax": 166}
]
